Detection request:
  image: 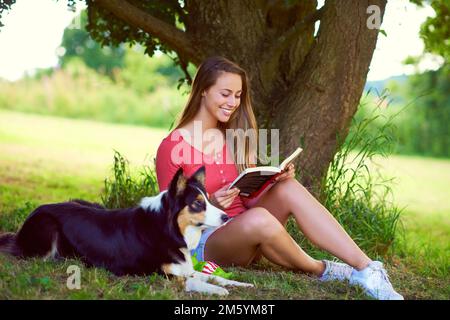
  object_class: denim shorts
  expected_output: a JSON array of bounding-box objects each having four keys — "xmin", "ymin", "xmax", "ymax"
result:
[{"xmin": 190, "ymin": 218, "xmax": 233, "ymax": 261}]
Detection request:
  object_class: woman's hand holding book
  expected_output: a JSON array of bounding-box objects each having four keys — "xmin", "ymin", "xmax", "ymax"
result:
[
  {"xmin": 211, "ymin": 184, "xmax": 240, "ymax": 209},
  {"xmin": 274, "ymin": 163, "xmax": 295, "ymax": 182}
]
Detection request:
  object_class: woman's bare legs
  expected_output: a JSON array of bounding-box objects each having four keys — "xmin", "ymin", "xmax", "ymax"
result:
[
  {"xmin": 254, "ymin": 178, "xmax": 372, "ymax": 271},
  {"xmin": 204, "ymin": 207, "xmax": 326, "ymax": 276}
]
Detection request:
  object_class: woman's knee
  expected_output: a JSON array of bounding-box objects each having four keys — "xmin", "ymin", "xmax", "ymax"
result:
[
  {"xmin": 269, "ymin": 177, "xmax": 308, "ymax": 203},
  {"xmin": 241, "ymin": 207, "xmax": 284, "ymax": 241}
]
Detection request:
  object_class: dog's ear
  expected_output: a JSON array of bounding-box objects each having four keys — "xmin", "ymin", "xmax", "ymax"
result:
[
  {"xmin": 169, "ymin": 167, "xmax": 187, "ymax": 197},
  {"xmin": 189, "ymin": 166, "xmax": 206, "ymax": 186}
]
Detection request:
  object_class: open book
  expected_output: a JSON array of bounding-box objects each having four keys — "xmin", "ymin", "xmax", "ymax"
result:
[{"xmin": 228, "ymin": 147, "xmax": 303, "ymax": 199}]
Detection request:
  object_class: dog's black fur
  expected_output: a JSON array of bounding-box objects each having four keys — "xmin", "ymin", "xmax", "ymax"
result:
[{"xmin": 0, "ymin": 167, "xmax": 210, "ymax": 276}]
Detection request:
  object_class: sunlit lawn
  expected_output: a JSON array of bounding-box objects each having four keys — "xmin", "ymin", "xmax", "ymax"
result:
[
  {"xmin": 362, "ymin": 154, "xmax": 450, "ymax": 278},
  {"xmin": 0, "ymin": 109, "xmax": 448, "ymax": 299}
]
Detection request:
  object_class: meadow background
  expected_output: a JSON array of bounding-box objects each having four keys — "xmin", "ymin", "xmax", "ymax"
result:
[{"xmin": 0, "ymin": 9, "xmax": 448, "ymax": 299}]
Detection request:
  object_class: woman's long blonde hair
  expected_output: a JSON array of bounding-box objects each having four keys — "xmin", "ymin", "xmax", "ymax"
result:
[{"xmin": 175, "ymin": 56, "xmax": 258, "ymax": 173}]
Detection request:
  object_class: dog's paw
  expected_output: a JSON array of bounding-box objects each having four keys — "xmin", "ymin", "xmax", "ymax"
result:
[
  {"xmin": 211, "ymin": 286, "xmax": 229, "ymax": 296},
  {"xmin": 237, "ymin": 282, "xmax": 254, "ymax": 288},
  {"xmin": 222, "ymin": 280, "xmax": 254, "ymax": 287},
  {"xmin": 186, "ymin": 277, "xmax": 229, "ymax": 295}
]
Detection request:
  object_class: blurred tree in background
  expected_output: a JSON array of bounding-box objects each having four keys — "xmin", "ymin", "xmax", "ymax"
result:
[
  {"xmin": 0, "ymin": 10, "xmax": 188, "ymax": 129},
  {"xmin": 116, "ymin": 46, "xmax": 185, "ymax": 95},
  {"xmin": 395, "ymin": 0, "xmax": 450, "ymax": 157},
  {"xmin": 60, "ymin": 10, "xmax": 125, "ymax": 77},
  {"xmin": 60, "ymin": 10, "xmax": 187, "ymax": 94},
  {"xmin": 392, "ymin": 67, "xmax": 449, "ymax": 157},
  {"xmin": 410, "ymin": 0, "xmax": 449, "ymax": 62}
]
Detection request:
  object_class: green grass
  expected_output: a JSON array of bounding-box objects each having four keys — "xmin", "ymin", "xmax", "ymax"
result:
[
  {"xmin": 0, "ymin": 109, "xmax": 448, "ymax": 299},
  {"xmin": 361, "ymin": 154, "xmax": 450, "ymax": 278}
]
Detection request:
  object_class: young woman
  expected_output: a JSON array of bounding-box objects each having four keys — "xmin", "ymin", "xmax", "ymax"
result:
[{"xmin": 156, "ymin": 56, "xmax": 403, "ymax": 300}]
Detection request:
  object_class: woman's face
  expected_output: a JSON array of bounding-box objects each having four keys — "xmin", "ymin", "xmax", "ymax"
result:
[{"xmin": 201, "ymin": 72, "xmax": 242, "ymax": 123}]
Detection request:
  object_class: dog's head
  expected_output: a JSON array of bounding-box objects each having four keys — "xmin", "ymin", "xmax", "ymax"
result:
[{"xmin": 166, "ymin": 166, "xmax": 228, "ymax": 249}]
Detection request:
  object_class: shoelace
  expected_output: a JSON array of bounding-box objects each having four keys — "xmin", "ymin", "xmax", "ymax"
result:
[
  {"xmin": 372, "ymin": 263, "xmax": 390, "ymax": 280},
  {"xmin": 368, "ymin": 263, "xmax": 395, "ymax": 292}
]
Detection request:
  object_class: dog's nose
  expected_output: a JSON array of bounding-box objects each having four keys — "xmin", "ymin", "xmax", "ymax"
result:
[{"xmin": 221, "ymin": 214, "xmax": 229, "ymax": 223}]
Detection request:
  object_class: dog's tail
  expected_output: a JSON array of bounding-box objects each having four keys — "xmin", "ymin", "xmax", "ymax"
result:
[{"xmin": 0, "ymin": 232, "xmax": 21, "ymax": 256}]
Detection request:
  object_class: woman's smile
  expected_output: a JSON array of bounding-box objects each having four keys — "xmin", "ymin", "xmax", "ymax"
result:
[{"xmin": 219, "ymin": 106, "xmax": 234, "ymax": 117}]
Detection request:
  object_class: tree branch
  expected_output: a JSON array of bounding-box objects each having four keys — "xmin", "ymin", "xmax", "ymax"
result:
[{"xmin": 94, "ymin": 0, "xmax": 204, "ymax": 65}]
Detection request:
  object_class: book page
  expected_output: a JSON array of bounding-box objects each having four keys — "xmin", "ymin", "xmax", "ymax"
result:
[{"xmin": 279, "ymin": 147, "xmax": 303, "ymax": 170}]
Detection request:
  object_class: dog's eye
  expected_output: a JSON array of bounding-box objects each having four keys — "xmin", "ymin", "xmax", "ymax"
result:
[
  {"xmin": 193, "ymin": 199, "xmax": 204, "ymax": 207},
  {"xmin": 190, "ymin": 199, "xmax": 205, "ymax": 212}
]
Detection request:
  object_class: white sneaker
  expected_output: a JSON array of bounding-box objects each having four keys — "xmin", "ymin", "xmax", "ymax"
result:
[
  {"xmin": 349, "ymin": 261, "xmax": 404, "ymax": 300},
  {"xmin": 319, "ymin": 260, "xmax": 354, "ymax": 282}
]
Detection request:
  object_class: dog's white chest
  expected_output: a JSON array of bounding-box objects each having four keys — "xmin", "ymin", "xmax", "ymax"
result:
[{"xmin": 184, "ymin": 226, "xmax": 202, "ymax": 250}]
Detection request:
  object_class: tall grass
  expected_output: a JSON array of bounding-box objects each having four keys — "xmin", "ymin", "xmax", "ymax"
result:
[
  {"xmin": 0, "ymin": 201, "xmax": 38, "ymax": 232},
  {"xmin": 101, "ymin": 151, "xmax": 159, "ymax": 209},
  {"xmin": 287, "ymin": 92, "xmax": 404, "ymax": 260}
]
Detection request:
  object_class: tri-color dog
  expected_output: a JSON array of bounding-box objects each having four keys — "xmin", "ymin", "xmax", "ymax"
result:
[{"xmin": 0, "ymin": 166, "xmax": 252, "ymax": 295}]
